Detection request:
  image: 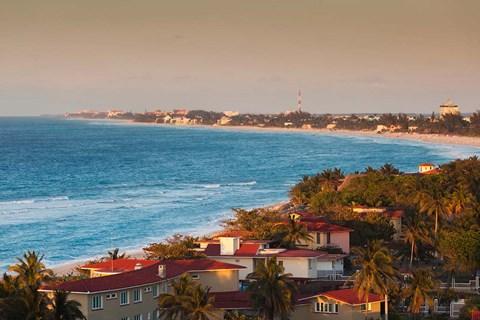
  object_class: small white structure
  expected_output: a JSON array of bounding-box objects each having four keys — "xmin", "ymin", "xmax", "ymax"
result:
[{"xmin": 419, "ymin": 163, "xmax": 435, "ymax": 173}]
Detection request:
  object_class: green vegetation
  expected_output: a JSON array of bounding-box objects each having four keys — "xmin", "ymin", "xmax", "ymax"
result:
[
  {"xmin": 221, "ymin": 208, "xmax": 285, "ymax": 240},
  {"xmin": 143, "ymin": 233, "xmax": 205, "ymax": 260},
  {"xmin": 347, "ymin": 240, "xmax": 398, "ymax": 320},
  {"xmin": 402, "ymin": 269, "xmax": 437, "ymax": 319},
  {"xmin": 247, "ymin": 257, "xmax": 297, "ymax": 320},
  {"xmin": 0, "ymin": 251, "xmax": 85, "ymax": 320},
  {"xmin": 158, "ymin": 273, "xmax": 219, "ymax": 320}
]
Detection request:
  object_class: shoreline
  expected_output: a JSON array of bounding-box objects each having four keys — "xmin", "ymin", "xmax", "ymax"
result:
[
  {"xmin": 50, "ymin": 203, "xmax": 291, "ymax": 276},
  {"xmin": 86, "ymin": 119, "xmax": 480, "ymax": 148}
]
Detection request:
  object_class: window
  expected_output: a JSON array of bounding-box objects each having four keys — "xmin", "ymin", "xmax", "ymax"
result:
[
  {"xmin": 316, "ymin": 232, "xmax": 321, "ymax": 244},
  {"xmin": 144, "ymin": 286, "xmax": 152, "ymax": 293},
  {"xmin": 92, "ymin": 295, "xmax": 103, "ymax": 310},
  {"xmin": 134, "ymin": 315, "xmax": 142, "ymax": 320},
  {"xmin": 315, "ymin": 302, "xmax": 338, "ymax": 313},
  {"xmin": 106, "ymin": 293, "xmax": 117, "ymax": 300},
  {"xmin": 152, "ymin": 284, "xmax": 159, "ymax": 298},
  {"xmin": 120, "ymin": 291, "xmax": 129, "ymax": 305},
  {"xmin": 278, "ymin": 261, "xmax": 283, "ymax": 267},
  {"xmin": 361, "ymin": 303, "xmax": 372, "ymax": 311},
  {"xmin": 121, "ymin": 317, "xmax": 129, "ymax": 320},
  {"xmin": 308, "ymin": 259, "xmax": 313, "ymax": 269},
  {"xmin": 326, "ymin": 232, "xmax": 331, "ymax": 244},
  {"xmin": 133, "ymin": 289, "xmax": 142, "ymax": 303},
  {"xmin": 191, "ymin": 274, "xmax": 200, "ymax": 280}
]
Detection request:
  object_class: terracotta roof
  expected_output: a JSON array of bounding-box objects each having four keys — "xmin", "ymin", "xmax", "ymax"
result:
[
  {"xmin": 300, "ymin": 288, "xmax": 383, "ymax": 305},
  {"xmin": 204, "ymin": 244, "xmax": 221, "ymax": 256},
  {"xmin": 419, "ymin": 163, "xmax": 435, "ymax": 166},
  {"xmin": 385, "ymin": 210, "xmax": 404, "ymax": 219},
  {"xmin": 275, "ymin": 249, "xmax": 325, "ymax": 258},
  {"xmin": 235, "ymin": 244, "xmax": 261, "ymax": 256},
  {"xmin": 302, "ymin": 221, "xmax": 353, "ymax": 233},
  {"xmin": 472, "ymin": 310, "xmax": 480, "ymax": 320},
  {"xmin": 212, "ymin": 291, "xmax": 309, "ymax": 309},
  {"xmin": 211, "ymin": 291, "xmax": 252, "ymax": 309},
  {"xmin": 420, "ymin": 168, "xmax": 440, "ymax": 175},
  {"xmin": 81, "ymin": 258, "xmax": 157, "ymax": 271},
  {"xmin": 42, "ymin": 259, "xmax": 244, "ymax": 294}
]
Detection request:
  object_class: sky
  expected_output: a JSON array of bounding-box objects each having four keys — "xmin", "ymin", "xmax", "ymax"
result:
[{"xmin": 1, "ymin": 0, "xmax": 479, "ymax": 116}]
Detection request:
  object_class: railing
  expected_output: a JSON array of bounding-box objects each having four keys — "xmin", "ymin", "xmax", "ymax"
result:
[{"xmin": 439, "ymin": 279, "xmax": 478, "ymax": 292}]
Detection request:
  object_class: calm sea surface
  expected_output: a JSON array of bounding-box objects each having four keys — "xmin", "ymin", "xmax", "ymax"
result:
[{"xmin": 1, "ymin": 117, "xmax": 479, "ymax": 270}]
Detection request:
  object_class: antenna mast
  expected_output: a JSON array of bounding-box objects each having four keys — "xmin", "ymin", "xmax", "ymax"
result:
[{"xmin": 297, "ymin": 90, "xmax": 302, "ymax": 113}]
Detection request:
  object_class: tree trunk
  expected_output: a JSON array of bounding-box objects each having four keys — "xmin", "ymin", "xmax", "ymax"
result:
[
  {"xmin": 384, "ymin": 294, "xmax": 388, "ymax": 320},
  {"xmin": 410, "ymin": 240, "xmax": 415, "ymax": 270}
]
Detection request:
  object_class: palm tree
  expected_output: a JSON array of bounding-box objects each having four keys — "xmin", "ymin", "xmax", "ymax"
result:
[
  {"xmin": 403, "ymin": 269, "xmax": 436, "ymax": 319},
  {"xmin": 274, "ymin": 215, "xmax": 312, "ymax": 249},
  {"xmin": 247, "ymin": 257, "xmax": 297, "ymax": 320},
  {"xmin": 402, "ymin": 211, "xmax": 432, "ymax": 270},
  {"xmin": 449, "ymin": 185, "xmax": 475, "ymax": 215},
  {"xmin": 158, "ymin": 273, "xmax": 219, "ymax": 320},
  {"xmin": 181, "ymin": 283, "xmax": 219, "ymax": 320},
  {"xmin": 418, "ymin": 187, "xmax": 451, "ymax": 238},
  {"xmin": 8, "ymin": 250, "xmax": 53, "ymax": 320},
  {"xmin": 48, "ymin": 290, "xmax": 86, "ymax": 320},
  {"xmin": 346, "ymin": 240, "xmax": 398, "ymax": 320},
  {"xmin": 0, "ymin": 273, "xmax": 27, "ymax": 320},
  {"xmin": 379, "ymin": 163, "xmax": 400, "ymax": 176},
  {"xmin": 106, "ymin": 248, "xmax": 129, "ymax": 260}
]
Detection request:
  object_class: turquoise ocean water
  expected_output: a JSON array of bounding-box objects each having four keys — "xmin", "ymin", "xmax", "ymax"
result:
[{"xmin": 0, "ymin": 117, "xmax": 479, "ymax": 271}]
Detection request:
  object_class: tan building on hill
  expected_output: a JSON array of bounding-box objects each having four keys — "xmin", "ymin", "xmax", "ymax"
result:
[
  {"xmin": 439, "ymin": 98, "xmax": 460, "ymax": 117},
  {"xmin": 40, "ymin": 258, "xmax": 245, "ymax": 320}
]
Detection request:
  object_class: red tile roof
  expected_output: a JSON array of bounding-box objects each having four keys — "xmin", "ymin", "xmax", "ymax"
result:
[
  {"xmin": 81, "ymin": 258, "xmax": 157, "ymax": 271},
  {"xmin": 235, "ymin": 244, "xmax": 260, "ymax": 256},
  {"xmin": 302, "ymin": 221, "xmax": 353, "ymax": 233},
  {"xmin": 472, "ymin": 310, "xmax": 480, "ymax": 320},
  {"xmin": 204, "ymin": 244, "xmax": 221, "ymax": 256},
  {"xmin": 419, "ymin": 163, "xmax": 435, "ymax": 167},
  {"xmin": 300, "ymin": 288, "xmax": 383, "ymax": 305},
  {"xmin": 42, "ymin": 259, "xmax": 244, "ymax": 293},
  {"xmin": 385, "ymin": 210, "xmax": 404, "ymax": 219},
  {"xmin": 211, "ymin": 291, "xmax": 252, "ymax": 309}
]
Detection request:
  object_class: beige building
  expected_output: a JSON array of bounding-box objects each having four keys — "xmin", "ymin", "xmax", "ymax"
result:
[
  {"xmin": 293, "ymin": 288, "xmax": 384, "ymax": 320},
  {"xmin": 40, "ymin": 258, "xmax": 244, "ymax": 320},
  {"xmin": 439, "ymin": 98, "xmax": 460, "ymax": 117},
  {"xmin": 352, "ymin": 206, "xmax": 403, "ymax": 240},
  {"xmin": 418, "ymin": 162, "xmax": 435, "ymax": 173}
]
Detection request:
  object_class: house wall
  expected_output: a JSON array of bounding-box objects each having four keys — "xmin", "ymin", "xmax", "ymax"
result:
[
  {"xmin": 191, "ymin": 270, "xmax": 239, "ymax": 292},
  {"xmin": 330, "ymin": 233, "xmax": 350, "ymax": 254},
  {"xmin": 68, "ymin": 283, "xmax": 163, "ymax": 320},
  {"xmin": 290, "ymin": 296, "xmax": 382, "ymax": 320},
  {"xmin": 300, "ymin": 232, "xmax": 350, "ymax": 253},
  {"xmin": 210, "ymin": 257, "xmax": 253, "ymax": 280},
  {"xmin": 279, "ymin": 258, "xmax": 317, "ymax": 279}
]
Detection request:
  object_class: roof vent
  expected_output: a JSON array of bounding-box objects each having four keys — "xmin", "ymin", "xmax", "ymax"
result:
[
  {"xmin": 158, "ymin": 265, "xmax": 166, "ymax": 278},
  {"xmin": 134, "ymin": 263, "xmax": 142, "ymax": 270}
]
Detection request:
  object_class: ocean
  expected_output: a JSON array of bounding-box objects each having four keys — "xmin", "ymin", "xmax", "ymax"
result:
[{"xmin": 0, "ymin": 117, "xmax": 479, "ymax": 271}]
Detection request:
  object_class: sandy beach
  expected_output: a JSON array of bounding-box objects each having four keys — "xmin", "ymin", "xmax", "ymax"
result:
[{"xmin": 113, "ymin": 120, "xmax": 480, "ymax": 148}]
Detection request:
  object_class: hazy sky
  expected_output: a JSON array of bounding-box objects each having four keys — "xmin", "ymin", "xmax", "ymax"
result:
[{"xmin": 1, "ymin": 0, "xmax": 479, "ymax": 116}]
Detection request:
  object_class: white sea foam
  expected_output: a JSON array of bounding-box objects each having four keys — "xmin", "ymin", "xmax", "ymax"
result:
[
  {"xmin": 226, "ymin": 181, "xmax": 257, "ymax": 186},
  {"xmin": 202, "ymin": 184, "xmax": 221, "ymax": 189}
]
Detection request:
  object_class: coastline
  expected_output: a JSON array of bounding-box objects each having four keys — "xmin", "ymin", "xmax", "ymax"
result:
[
  {"xmin": 50, "ymin": 203, "xmax": 291, "ymax": 276},
  {"xmin": 97, "ymin": 119, "xmax": 480, "ymax": 148}
]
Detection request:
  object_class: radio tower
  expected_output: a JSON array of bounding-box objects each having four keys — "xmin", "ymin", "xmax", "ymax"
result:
[{"xmin": 297, "ymin": 90, "xmax": 302, "ymax": 113}]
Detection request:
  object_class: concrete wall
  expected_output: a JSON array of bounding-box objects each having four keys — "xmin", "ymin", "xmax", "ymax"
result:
[
  {"xmin": 279, "ymin": 258, "xmax": 317, "ymax": 279},
  {"xmin": 330, "ymin": 232, "xmax": 350, "ymax": 254}
]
